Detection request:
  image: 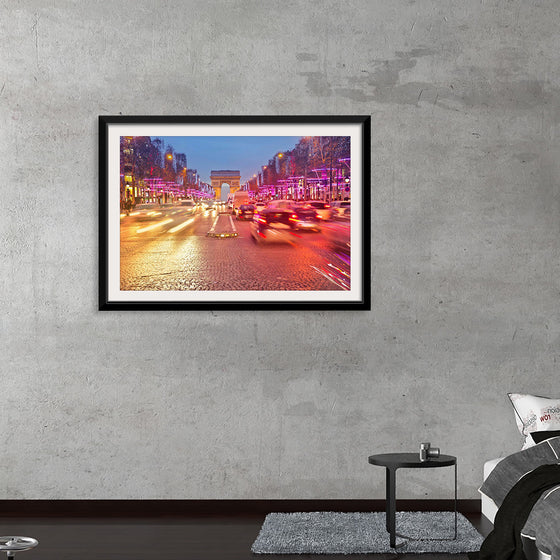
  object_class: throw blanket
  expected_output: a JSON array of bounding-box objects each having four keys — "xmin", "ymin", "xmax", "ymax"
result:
[
  {"xmin": 481, "ymin": 438, "xmax": 560, "ymax": 505},
  {"xmin": 523, "ymin": 481, "xmax": 560, "ymax": 555},
  {"xmin": 477, "ymin": 437, "xmax": 560, "ymax": 560},
  {"xmin": 470, "ymin": 464, "xmax": 560, "ymax": 560}
]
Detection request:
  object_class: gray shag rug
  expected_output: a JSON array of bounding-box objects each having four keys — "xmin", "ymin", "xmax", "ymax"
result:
[{"xmin": 251, "ymin": 511, "xmax": 484, "ymax": 554}]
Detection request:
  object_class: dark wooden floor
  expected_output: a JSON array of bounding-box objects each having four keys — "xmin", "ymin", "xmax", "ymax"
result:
[{"xmin": 0, "ymin": 513, "xmax": 490, "ymax": 560}]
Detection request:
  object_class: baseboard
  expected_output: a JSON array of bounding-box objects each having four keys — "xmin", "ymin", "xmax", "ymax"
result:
[{"xmin": 0, "ymin": 499, "xmax": 480, "ymax": 518}]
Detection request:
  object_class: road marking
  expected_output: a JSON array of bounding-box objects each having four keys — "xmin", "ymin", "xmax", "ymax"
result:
[
  {"xmin": 206, "ymin": 213, "xmax": 239, "ymax": 237},
  {"xmin": 207, "ymin": 214, "xmax": 220, "ymax": 236},
  {"xmin": 228, "ymin": 215, "xmax": 238, "ymax": 234},
  {"xmin": 136, "ymin": 218, "xmax": 173, "ymax": 234},
  {"xmin": 168, "ymin": 217, "xmax": 195, "ymax": 233}
]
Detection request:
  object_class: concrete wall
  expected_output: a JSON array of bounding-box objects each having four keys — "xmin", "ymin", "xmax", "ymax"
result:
[{"xmin": 1, "ymin": 0, "xmax": 559, "ymax": 499}]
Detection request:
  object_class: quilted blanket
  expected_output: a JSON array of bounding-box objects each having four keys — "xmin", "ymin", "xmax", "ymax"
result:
[{"xmin": 480, "ymin": 436, "xmax": 560, "ymax": 558}]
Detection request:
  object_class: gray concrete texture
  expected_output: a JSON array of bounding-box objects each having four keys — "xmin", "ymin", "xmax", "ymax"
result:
[{"xmin": 1, "ymin": 0, "xmax": 559, "ymax": 499}]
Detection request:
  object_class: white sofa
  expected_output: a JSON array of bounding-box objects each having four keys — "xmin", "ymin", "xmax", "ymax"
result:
[{"xmin": 481, "ymin": 457, "xmax": 502, "ymax": 524}]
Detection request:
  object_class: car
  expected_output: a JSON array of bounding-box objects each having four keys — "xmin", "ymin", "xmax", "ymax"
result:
[
  {"xmin": 267, "ymin": 199, "xmax": 296, "ymax": 211},
  {"xmin": 330, "ymin": 200, "xmax": 351, "ymax": 218},
  {"xmin": 305, "ymin": 201, "xmax": 331, "ymax": 220},
  {"xmin": 288, "ymin": 207, "xmax": 321, "ymax": 232},
  {"xmin": 251, "ymin": 207, "xmax": 298, "ymax": 244},
  {"xmin": 236, "ymin": 204, "xmax": 255, "ymax": 220},
  {"xmin": 322, "ymin": 208, "xmax": 351, "ymax": 253},
  {"xmin": 232, "ymin": 190, "xmax": 251, "ymax": 216},
  {"xmin": 128, "ymin": 203, "xmax": 164, "ymax": 220},
  {"xmin": 254, "ymin": 202, "xmax": 267, "ymax": 213}
]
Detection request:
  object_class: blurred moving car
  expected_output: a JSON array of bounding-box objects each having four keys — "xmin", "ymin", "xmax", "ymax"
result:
[
  {"xmin": 267, "ymin": 199, "xmax": 296, "ymax": 211},
  {"xmin": 232, "ymin": 190, "xmax": 251, "ymax": 216},
  {"xmin": 330, "ymin": 200, "xmax": 351, "ymax": 218},
  {"xmin": 306, "ymin": 201, "xmax": 331, "ymax": 220},
  {"xmin": 251, "ymin": 207, "xmax": 297, "ymax": 244},
  {"xmin": 322, "ymin": 208, "xmax": 351, "ymax": 253},
  {"xmin": 178, "ymin": 200, "xmax": 197, "ymax": 215},
  {"xmin": 289, "ymin": 207, "xmax": 321, "ymax": 232},
  {"xmin": 128, "ymin": 203, "xmax": 164, "ymax": 220},
  {"xmin": 236, "ymin": 204, "xmax": 255, "ymax": 220}
]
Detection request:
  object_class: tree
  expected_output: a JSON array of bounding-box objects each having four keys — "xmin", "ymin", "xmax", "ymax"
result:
[
  {"xmin": 162, "ymin": 145, "xmax": 176, "ymax": 182},
  {"xmin": 307, "ymin": 136, "xmax": 351, "ymax": 200}
]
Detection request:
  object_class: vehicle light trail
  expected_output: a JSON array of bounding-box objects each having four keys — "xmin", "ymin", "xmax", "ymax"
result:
[
  {"xmin": 136, "ymin": 219, "xmax": 173, "ymax": 233},
  {"xmin": 168, "ymin": 217, "xmax": 195, "ymax": 233},
  {"xmin": 310, "ymin": 265, "xmax": 350, "ymax": 290},
  {"xmin": 327, "ymin": 262, "xmax": 350, "ymax": 280}
]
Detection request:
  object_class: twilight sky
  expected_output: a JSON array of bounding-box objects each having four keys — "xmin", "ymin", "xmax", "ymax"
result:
[{"xmin": 155, "ymin": 136, "xmax": 302, "ymax": 184}]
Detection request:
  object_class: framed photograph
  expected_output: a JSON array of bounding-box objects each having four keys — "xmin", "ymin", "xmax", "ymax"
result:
[{"xmin": 99, "ymin": 115, "xmax": 370, "ymax": 310}]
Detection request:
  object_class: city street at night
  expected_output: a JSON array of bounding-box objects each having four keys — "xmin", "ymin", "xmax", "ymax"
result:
[
  {"xmin": 116, "ymin": 133, "xmax": 355, "ymax": 299},
  {"xmin": 120, "ymin": 204, "xmax": 351, "ymax": 292}
]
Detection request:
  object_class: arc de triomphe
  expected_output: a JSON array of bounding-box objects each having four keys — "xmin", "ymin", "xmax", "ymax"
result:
[{"xmin": 210, "ymin": 170, "xmax": 241, "ymax": 200}]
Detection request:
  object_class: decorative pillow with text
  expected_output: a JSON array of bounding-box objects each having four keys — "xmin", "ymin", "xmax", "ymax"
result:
[{"xmin": 508, "ymin": 393, "xmax": 560, "ymax": 448}]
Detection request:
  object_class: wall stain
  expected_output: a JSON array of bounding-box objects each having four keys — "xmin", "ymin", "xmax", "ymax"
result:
[
  {"xmin": 299, "ymin": 47, "xmax": 435, "ymax": 104},
  {"xmin": 297, "ymin": 47, "xmax": 560, "ymax": 118},
  {"xmin": 298, "ymin": 72, "xmax": 333, "ymax": 97}
]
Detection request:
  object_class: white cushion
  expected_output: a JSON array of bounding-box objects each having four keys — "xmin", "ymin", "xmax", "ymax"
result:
[{"xmin": 508, "ymin": 393, "xmax": 560, "ymax": 448}]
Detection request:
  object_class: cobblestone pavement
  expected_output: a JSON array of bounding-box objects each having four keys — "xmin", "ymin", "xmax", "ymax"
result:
[{"xmin": 120, "ymin": 209, "xmax": 350, "ymax": 292}]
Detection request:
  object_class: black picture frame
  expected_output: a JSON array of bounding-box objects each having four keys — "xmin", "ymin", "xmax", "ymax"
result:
[{"xmin": 99, "ymin": 115, "xmax": 371, "ymax": 310}]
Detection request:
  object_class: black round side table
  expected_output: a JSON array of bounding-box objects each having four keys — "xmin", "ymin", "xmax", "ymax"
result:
[{"xmin": 368, "ymin": 452, "xmax": 457, "ymax": 548}]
